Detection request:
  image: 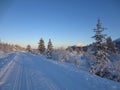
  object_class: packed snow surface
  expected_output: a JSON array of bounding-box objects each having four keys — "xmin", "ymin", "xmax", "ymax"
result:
[{"xmin": 0, "ymin": 51, "xmax": 120, "ymax": 90}]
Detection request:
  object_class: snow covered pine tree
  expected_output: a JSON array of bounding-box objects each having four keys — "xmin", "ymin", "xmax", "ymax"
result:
[
  {"xmin": 46, "ymin": 39, "xmax": 53, "ymax": 59},
  {"xmin": 91, "ymin": 19, "xmax": 110, "ymax": 77},
  {"xmin": 38, "ymin": 38, "xmax": 46, "ymax": 54}
]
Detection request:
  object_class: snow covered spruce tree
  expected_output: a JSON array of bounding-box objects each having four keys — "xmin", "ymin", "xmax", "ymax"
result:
[
  {"xmin": 46, "ymin": 39, "xmax": 53, "ymax": 58},
  {"xmin": 38, "ymin": 38, "xmax": 46, "ymax": 54},
  {"xmin": 91, "ymin": 19, "xmax": 110, "ymax": 77}
]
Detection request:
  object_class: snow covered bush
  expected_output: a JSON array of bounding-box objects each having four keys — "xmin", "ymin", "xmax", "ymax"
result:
[
  {"xmin": 84, "ymin": 48, "xmax": 120, "ymax": 82},
  {"xmin": 52, "ymin": 48, "xmax": 81, "ymax": 66},
  {"xmin": 106, "ymin": 53, "xmax": 120, "ymax": 82},
  {"xmin": 0, "ymin": 42, "xmax": 25, "ymax": 57},
  {"xmin": 0, "ymin": 43, "xmax": 14, "ymax": 57},
  {"xmin": 69, "ymin": 53, "xmax": 81, "ymax": 66},
  {"xmin": 52, "ymin": 48, "xmax": 69, "ymax": 61},
  {"xmin": 111, "ymin": 61, "xmax": 120, "ymax": 82}
]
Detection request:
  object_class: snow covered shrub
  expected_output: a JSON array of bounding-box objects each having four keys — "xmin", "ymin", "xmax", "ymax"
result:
[
  {"xmin": 112, "ymin": 61, "xmax": 120, "ymax": 82},
  {"xmin": 85, "ymin": 49, "xmax": 120, "ymax": 82},
  {"xmin": 69, "ymin": 53, "xmax": 81, "ymax": 66},
  {"xmin": 0, "ymin": 42, "xmax": 15, "ymax": 57},
  {"xmin": 52, "ymin": 48, "xmax": 70, "ymax": 61},
  {"xmin": 52, "ymin": 48, "xmax": 81, "ymax": 66},
  {"xmin": 106, "ymin": 59, "xmax": 120, "ymax": 82},
  {"xmin": 83, "ymin": 48, "xmax": 96, "ymax": 68}
]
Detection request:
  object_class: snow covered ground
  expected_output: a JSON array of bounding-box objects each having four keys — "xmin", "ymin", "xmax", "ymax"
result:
[
  {"xmin": 0, "ymin": 51, "xmax": 6, "ymax": 58},
  {"xmin": 0, "ymin": 51, "xmax": 120, "ymax": 90}
]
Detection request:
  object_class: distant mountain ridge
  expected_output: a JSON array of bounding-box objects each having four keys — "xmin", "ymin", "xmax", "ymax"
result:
[{"xmin": 114, "ymin": 38, "xmax": 120, "ymax": 42}]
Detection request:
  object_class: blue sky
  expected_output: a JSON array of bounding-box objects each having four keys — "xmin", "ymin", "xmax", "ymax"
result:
[{"xmin": 0, "ymin": 0, "xmax": 120, "ymax": 48}]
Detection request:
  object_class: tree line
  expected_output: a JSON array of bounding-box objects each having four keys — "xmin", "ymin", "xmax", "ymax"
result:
[{"xmin": 26, "ymin": 38, "xmax": 53, "ymax": 58}]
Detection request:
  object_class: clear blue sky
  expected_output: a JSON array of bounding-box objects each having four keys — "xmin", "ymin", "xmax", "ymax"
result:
[{"xmin": 0, "ymin": 0, "xmax": 120, "ymax": 48}]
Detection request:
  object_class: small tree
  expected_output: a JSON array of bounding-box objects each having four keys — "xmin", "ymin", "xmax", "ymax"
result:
[
  {"xmin": 38, "ymin": 38, "xmax": 46, "ymax": 54},
  {"xmin": 46, "ymin": 39, "xmax": 53, "ymax": 58},
  {"xmin": 26, "ymin": 45, "xmax": 31, "ymax": 52}
]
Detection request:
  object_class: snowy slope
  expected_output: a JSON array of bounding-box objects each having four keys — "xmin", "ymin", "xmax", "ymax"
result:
[{"xmin": 0, "ymin": 52, "xmax": 120, "ymax": 90}]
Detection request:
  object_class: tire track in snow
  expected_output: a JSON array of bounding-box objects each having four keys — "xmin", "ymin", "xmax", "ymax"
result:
[
  {"xmin": 12, "ymin": 63, "xmax": 22, "ymax": 90},
  {"xmin": 0, "ymin": 53, "xmax": 18, "ymax": 86},
  {"xmin": 23, "ymin": 59, "xmax": 34, "ymax": 90},
  {"xmin": 12, "ymin": 57, "xmax": 34, "ymax": 90}
]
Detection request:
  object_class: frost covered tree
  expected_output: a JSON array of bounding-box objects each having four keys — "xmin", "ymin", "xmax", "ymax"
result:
[
  {"xmin": 91, "ymin": 19, "xmax": 109, "ymax": 76},
  {"xmin": 38, "ymin": 38, "xmax": 46, "ymax": 54},
  {"xmin": 92, "ymin": 19, "xmax": 107, "ymax": 61},
  {"xmin": 46, "ymin": 39, "xmax": 53, "ymax": 58}
]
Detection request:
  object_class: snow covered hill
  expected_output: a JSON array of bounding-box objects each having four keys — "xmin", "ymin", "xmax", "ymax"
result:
[{"xmin": 0, "ymin": 51, "xmax": 120, "ymax": 90}]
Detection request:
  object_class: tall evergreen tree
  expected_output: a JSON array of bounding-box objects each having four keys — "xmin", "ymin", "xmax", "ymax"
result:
[
  {"xmin": 91, "ymin": 19, "xmax": 109, "ymax": 76},
  {"xmin": 46, "ymin": 39, "xmax": 53, "ymax": 58},
  {"xmin": 92, "ymin": 19, "xmax": 107, "ymax": 62},
  {"xmin": 38, "ymin": 38, "xmax": 45, "ymax": 54}
]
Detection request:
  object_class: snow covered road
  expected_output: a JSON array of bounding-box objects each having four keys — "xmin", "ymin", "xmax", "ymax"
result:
[{"xmin": 0, "ymin": 52, "xmax": 120, "ymax": 90}]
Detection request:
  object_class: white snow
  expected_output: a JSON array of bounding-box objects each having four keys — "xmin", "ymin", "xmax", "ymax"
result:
[
  {"xmin": 0, "ymin": 51, "xmax": 120, "ymax": 90},
  {"xmin": 0, "ymin": 51, "xmax": 6, "ymax": 58}
]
